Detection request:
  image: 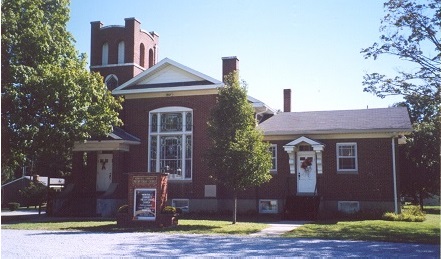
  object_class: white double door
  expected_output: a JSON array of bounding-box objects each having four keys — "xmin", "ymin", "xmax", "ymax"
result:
[{"xmin": 297, "ymin": 151, "xmax": 317, "ymax": 194}]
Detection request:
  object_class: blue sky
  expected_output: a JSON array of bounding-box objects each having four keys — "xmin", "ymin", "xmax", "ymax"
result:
[{"xmin": 67, "ymin": 0, "xmax": 406, "ymax": 112}]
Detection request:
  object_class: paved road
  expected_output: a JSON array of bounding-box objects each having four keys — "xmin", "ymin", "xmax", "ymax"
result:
[{"xmin": 2, "ymin": 229, "xmax": 439, "ymax": 258}]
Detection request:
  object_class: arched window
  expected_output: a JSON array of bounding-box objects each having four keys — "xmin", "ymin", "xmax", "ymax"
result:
[
  {"xmin": 148, "ymin": 48, "xmax": 154, "ymax": 68},
  {"xmin": 102, "ymin": 42, "xmax": 109, "ymax": 65},
  {"xmin": 105, "ymin": 74, "xmax": 118, "ymax": 90},
  {"xmin": 118, "ymin": 41, "xmax": 125, "ymax": 64},
  {"xmin": 148, "ymin": 107, "xmax": 193, "ymax": 180},
  {"xmin": 140, "ymin": 43, "xmax": 145, "ymax": 67}
]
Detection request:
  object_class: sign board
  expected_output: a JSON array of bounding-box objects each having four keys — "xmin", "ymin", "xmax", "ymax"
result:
[{"xmin": 133, "ymin": 188, "xmax": 156, "ymax": 221}]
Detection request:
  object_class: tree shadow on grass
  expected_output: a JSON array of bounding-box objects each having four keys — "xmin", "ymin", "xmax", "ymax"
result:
[
  {"xmin": 285, "ymin": 219, "xmax": 440, "ymax": 244},
  {"xmin": 59, "ymin": 222, "xmax": 222, "ymax": 234}
]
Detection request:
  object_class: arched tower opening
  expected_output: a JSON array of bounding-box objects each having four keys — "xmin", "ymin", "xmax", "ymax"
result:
[{"xmin": 90, "ymin": 18, "xmax": 159, "ymax": 87}]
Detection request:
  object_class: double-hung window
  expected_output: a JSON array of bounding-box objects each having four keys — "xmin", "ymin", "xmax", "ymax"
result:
[
  {"xmin": 269, "ymin": 144, "xmax": 277, "ymax": 172},
  {"xmin": 336, "ymin": 143, "xmax": 358, "ymax": 172},
  {"xmin": 149, "ymin": 107, "xmax": 192, "ymax": 180}
]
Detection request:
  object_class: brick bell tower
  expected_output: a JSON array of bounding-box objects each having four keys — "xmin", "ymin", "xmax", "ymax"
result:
[{"xmin": 90, "ymin": 17, "xmax": 159, "ymax": 90}]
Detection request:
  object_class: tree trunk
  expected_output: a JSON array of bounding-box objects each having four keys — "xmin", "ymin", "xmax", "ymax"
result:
[
  {"xmin": 232, "ymin": 191, "xmax": 237, "ymax": 224},
  {"xmin": 418, "ymin": 190, "xmax": 424, "ymax": 211}
]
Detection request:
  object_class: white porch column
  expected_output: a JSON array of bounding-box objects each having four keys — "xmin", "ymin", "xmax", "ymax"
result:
[{"xmin": 312, "ymin": 144, "xmax": 324, "ymax": 174}]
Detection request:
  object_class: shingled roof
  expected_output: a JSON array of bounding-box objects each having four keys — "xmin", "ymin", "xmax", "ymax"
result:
[{"xmin": 258, "ymin": 107, "xmax": 412, "ymax": 136}]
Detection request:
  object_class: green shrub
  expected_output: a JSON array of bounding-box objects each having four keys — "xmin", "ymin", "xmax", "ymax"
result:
[
  {"xmin": 382, "ymin": 206, "xmax": 426, "ymax": 222},
  {"xmin": 117, "ymin": 204, "xmax": 128, "ymax": 213},
  {"xmin": 8, "ymin": 202, "xmax": 20, "ymax": 211},
  {"xmin": 19, "ymin": 182, "xmax": 47, "ymax": 207}
]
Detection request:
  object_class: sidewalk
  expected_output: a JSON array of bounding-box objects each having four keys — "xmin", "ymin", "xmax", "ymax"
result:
[
  {"xmin": 250, "ymin": 221, "xmax": 309, "ymax": 237},
  {"xmin": 1, "ymin": 208, "xmax": 45, "ymax": 216}
]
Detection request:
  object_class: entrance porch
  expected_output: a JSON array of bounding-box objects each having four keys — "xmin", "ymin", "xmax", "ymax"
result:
[
  {"xmin": 282, "ymin": 136, "xmax": 324, "ymax": 220},
  {"xmin": 51, "ymin": 127, "xmax": 140, "ymax": 217}
]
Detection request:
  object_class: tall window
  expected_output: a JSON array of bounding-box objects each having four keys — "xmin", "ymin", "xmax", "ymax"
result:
[
  {"xmin": 336, "ymin": 143, "xmax": 358, "ymax": 172},
  {"xmin": 269, "ymin": 144, "xmax": 277, "ymax": 172},
  {"xmin": 102, "ymin": 42, "xmax": 109, "ymax": 65},
  {"xmin": 148, "ymin": 48, "xmax": 154, "ymax": 68},
  {"xmin": 140, "ymin": 43, "xmax": 145, "ymax": 67},
  {"xmin": 118, "ymin": 41, "xmax": 125, "ymax": 64},
  {"xmin": 149, "ymin": 107, "xmax": 193, "ymax": 180}
]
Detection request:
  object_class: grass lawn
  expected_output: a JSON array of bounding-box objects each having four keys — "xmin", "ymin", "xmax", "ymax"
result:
[
  {"xmin": 2, "ymin": 207, "xmax": 439, "ymax": 243},
  {"xmin": 283, "ymin": 207, "xmax": 440, "ymax": 244},
  {"xmin": 1, "ymin": 218, "xmax": 267, "ymax": 235}
]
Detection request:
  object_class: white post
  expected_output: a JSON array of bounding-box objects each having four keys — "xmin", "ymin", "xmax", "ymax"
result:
[{"xmin": 392, "ymin": 137, "xmax": 398, "ymax": 214}]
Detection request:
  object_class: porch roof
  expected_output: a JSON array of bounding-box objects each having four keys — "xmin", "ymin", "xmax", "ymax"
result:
[{"xmin": 73, "ymin": 127, "xmax": 140, "ymax": 152}]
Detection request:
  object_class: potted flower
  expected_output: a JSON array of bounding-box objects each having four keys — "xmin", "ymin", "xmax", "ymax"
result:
[{"xmin": 159, "ymin": 206, "xmax": 179, "ymax": 227}]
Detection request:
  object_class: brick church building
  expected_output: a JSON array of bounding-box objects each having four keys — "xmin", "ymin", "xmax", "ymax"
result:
[{"xmin": 53, "ymin": 18, "xmax": 412, "ymax": 219}]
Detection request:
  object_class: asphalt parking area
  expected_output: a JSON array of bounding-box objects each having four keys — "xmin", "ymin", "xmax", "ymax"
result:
[{"xmin": 2, "ymin": 229, "xmax": 439, "ymax": 258}]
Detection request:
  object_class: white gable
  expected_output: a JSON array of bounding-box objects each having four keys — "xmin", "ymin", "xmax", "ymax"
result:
[
  {"xmin": 112, "ymin": 58, "xmax": 223, "ymax": 95},
  {"xmin": 284, "ymin": 136, "xmax": 324, "ymax": 152},
  {"xmin": 138, "ymin": 65, "xmax": 202, "ymax": 85}
]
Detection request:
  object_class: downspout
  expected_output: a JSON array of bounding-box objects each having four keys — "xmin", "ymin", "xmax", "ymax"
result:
[{"xmin": 392, "ymin": 137, "xmax": 398, "ymax": 214}]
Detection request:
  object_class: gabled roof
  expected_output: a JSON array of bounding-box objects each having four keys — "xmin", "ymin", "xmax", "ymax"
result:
[
  {"xmin": 112, "ymin": 58, "xmax": 223, "ymax": 95},
  {"xmin": 258, "ymin": 107, "xmax": 412, "ymax": 136},
  {"xmin": 109, "ymin": 127, "xmax": 140, "ymax": 142},
  {"xmin": 248, "ymin": 95, "xmax": 276, "ymax": 115}
]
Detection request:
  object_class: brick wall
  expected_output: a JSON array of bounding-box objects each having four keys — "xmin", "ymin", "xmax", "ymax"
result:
[
  {"xmin": 90, "ymin": 18, "xmax": 159, "ymax": 86},
  {"xmin": 251, "ymin": 138, "xmax": 396, "ymax": 203},
  {"xmin": 319, "ymin": 138, "xmax": 395, "ymax": 202},
  {"xmin": 122, "ymin": 94, "xmax": 218, "ymax": 199}
]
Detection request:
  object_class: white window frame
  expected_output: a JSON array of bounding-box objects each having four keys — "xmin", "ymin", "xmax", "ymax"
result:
[
  {"xmin": 259, "ymin": 199, "xmax": 278, "ymax": 214},
  {"xmin": 172, "ymin": 199, "xmax": 189, "ymax": 213},
  {"xmin": 269, "ymin": 144, "xmax": 277, "ymax": 172},
  {"xmin": 105, "ymin": 74, "xmax": 118, "ymax": 89},
  {"xmin": 336, "ymin": 142, "xmax": 358, "ymax": 172},
  {"xmin": 148, "ymin": 107, "xmax": 193, "ymax": 180},
  {"xmin": 338, "ymin": 201, "xmax": 360, "ymax": 214}
]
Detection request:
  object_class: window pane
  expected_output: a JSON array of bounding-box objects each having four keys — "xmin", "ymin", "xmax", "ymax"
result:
[
  {"xmin": 269, "ymin": 146, "xmax": 276, "ymax": 170},
  {"xmin": 150, "ymin": 136, "xmax": 157, "ymax": 172},
  {"xmin": 160, "ymin": 113, "xmax": 182, "ymax": 132},
  {"xmin": 339, "ymin": 158, "xmax": 356, "ymax": 170},
  {"xmin": 186, "ymin": 112, "xmax": 192, "ymax": 131},
  {"xmin": 185, "ymin": 159, "xmax": 191, "ymax": 179},
  {"xmin": 185, "ymin": 136, "xmax": 192, "ymax": 179},
  {"xmin": 151, "ymin": 114, "xmax": 157, "ymax": 132},
  {"xmin": 339, "ymin": 145, "xmax": 355, "ymax": 157},
  {"xmin": 160, "ymin": 136, "xmax": 182, "ymax": 174}
]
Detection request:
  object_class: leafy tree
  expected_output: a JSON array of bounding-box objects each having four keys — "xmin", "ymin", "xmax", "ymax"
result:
[
  {"xmin": 399, "ymin": 121, "xmax": 440, "ymax": 207},
  {"xmin": 206, "ymin": 72, "xmax": 272, "ymax": 224},
  {"xmin": 361, "ymin": 0, "xmax": 440, "ymax": 115},
  {"xmin": 1, "ymin": 0, "xmax": 122, "ymax": 181},
  {"xmin": 361, "ymin": 0, "xmax": 440, "ymax": 207}
]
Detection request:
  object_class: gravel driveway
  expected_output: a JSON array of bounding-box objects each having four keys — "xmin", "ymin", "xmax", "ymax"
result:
[{"xmin": 2, "ymin": 229, "xmax": 439, "ymax": 258}]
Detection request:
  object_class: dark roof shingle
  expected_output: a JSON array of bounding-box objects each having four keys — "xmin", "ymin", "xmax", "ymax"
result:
[{"xmin": 258, "ymin": 107, "xmax": 412, "ymax": 135}]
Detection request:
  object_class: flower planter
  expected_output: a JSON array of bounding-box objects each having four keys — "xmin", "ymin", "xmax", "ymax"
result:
[
  {"xmin": 116, "ymin": 213, "xmax": 130, "ymax": 227},
  {"xmin": 158, "ymin": 214, "xmax": 179, "ymax": 227}
]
